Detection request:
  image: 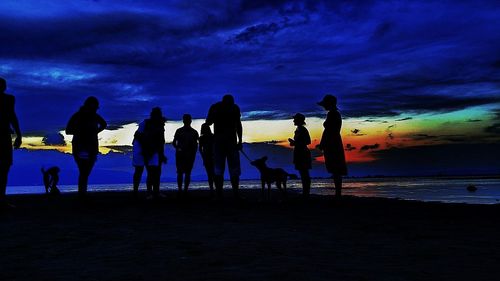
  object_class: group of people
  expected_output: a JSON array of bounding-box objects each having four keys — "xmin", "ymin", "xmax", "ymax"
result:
[{"xmin": 0, "ymin": 76, "xmax": 348, "ymax": 206}]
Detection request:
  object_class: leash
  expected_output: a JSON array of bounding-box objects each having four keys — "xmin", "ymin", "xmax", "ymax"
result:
[{"xmin": 240, "ymin": 149, "xmax": 253, "ymax": 163}]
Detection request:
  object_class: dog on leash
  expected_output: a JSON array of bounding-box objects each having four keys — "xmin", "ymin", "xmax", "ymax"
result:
[
  {"xmin": 42, "ymin": 167, "xmax": 61, "ymax": 195},
  {"xmin": 250, "ymin": 156, "xmax": 297, "ymax": 200}
]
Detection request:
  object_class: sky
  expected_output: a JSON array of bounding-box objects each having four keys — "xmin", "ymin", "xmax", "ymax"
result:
[{"xmin": 1, "ymin": 0, "xmax": 499, "ymax": 185}]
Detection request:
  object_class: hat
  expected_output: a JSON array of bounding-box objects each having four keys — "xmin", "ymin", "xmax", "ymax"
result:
[
  {"xmin": 317, "ymin": 94, "xmax": 337, "ymax": 108},
  {"xmin": 293, "ymin": 113, "xmax": 306, "ymax": 125}
]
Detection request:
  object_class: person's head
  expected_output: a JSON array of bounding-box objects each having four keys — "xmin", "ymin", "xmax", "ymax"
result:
[
  {"xmin": 222, "ymin": 94, "xmax": 235, "ymax": 105},
  {"xmin": 293, "ymin": 113, "xmax": 306, "ymax": 126},
  {"xmin": 201, "ymin": 123, "xmax": 212, "ymax": 136},
  {"xmin": 150, "ymin": 107, "xmax": 166, "ymax": 123},
  {"xmin": 317, "ymin": 94, "xmax": 337, "ymax": 111},
  {"xmin": 0, "ymin": 77, "xmax": 6, "ymax": 93},
  {"xmin": 83, "ymin": 96, "xmax": 99, "ymax": 112},
  {"xmin": 182, "ymin": 114, "xmax": 192, "ymax": 126}
]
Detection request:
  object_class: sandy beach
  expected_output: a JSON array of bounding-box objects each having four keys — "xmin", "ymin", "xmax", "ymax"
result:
[{"xmin": 1, "ymin": 190, "xmax": 500, "ymax": 281}]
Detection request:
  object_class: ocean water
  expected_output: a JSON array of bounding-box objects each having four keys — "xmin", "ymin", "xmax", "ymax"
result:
[{"xmin": 7, "ymin": 177, "xmax": 500, "ymax": 205}]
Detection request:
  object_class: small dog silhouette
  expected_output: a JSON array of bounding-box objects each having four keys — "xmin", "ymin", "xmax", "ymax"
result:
[
  {"xmin": 42, "ymin": 167, "xmax": 61, "ymax": 195},
  {"xmin": 250, "ymin": 156, "xmax": 297, "ymax": 200}
]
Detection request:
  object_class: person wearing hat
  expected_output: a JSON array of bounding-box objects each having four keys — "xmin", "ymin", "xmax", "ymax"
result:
[
  {"xmin": 0, "ymin": 77, "xmax": 22, "ymax": 207},
  {"xmin": 317, "ymin": 94, "xmax": 347, "ymax": 198},
  {"xmin": 288, "ymin": 113, "xmax": 312, "ymax": 198},
  {"xmin": 66, "ymin": 96, "xmax": 107, "ymax": 197},
  {"xmin": 135, "ymin": 107, "xmax": 167, "ymax": 199}
]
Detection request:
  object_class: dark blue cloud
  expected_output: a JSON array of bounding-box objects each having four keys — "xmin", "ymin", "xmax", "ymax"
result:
[{"xmin": 0, "ymin": 0, "xmax": 499, "ymax": 133}]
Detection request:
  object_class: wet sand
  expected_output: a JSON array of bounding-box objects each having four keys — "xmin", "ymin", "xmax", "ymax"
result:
[{"xmin": 1, "ymin": 190, "xmax": 499, "ymax": 281}]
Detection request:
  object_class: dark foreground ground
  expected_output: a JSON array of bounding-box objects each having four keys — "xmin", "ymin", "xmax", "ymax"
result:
[{"xmin": 1, "ymin": 190, "xmax": 500, "ymax": 281}]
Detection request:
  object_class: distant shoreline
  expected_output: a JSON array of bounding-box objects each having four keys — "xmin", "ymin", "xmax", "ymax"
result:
[{"xmin": 6, "ymin": 174, "xmax": 500, "ymax": 187}]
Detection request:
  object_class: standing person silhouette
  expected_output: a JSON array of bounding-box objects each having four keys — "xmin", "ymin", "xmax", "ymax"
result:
[
  {"xmin": 132, "ymin": 119, "xmax": 150, "ymax": 197},
  {"xmin": 288, "ymin": 113, "xmax": 312, "ymax": 199},
  {"xmin": 66, "ymin": 96, "xmax": 107, "ymax": 197},
  {"xmin": 0, "ymin": 78, "xmax": 22, "ymax": 207},
  {"xmin": 317, "ymin": 95, "xmax": 347, "ymax": 198},
  {"xmin": 173, "ymin": 114, "xmax": 199, "ymax": 196},
  {"xmin": 206, "ymin": 95, "xmax": 243, "ymax": 199},
  {"xmin": 140, "ymin": 107, "xmax": 167, "ymax": 199},
  {"xmin": 199, "ymin": 123, "xmax": 215, "ymax": 197}
]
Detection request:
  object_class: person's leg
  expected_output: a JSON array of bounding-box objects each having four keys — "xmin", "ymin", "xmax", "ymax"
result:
[
  {"xmin": 205, "ymin": 166, "xmax": 214, "ymax": 196},
  {"xmin": 333, "ymin": 174, "xmax": 342, "ymax": 198},
  {"xmin": 133, "ymin": 166, "xmax": 144, "ymax": 194},
  {"xmin": 146, "ymin": 165, "xmax": 154, "ymax": 196},
  {"xmin": 153, "ymin": 166, "xmax": 161, "ymax": 197},
  {"xmin": 184, "ymin": 172, "xmax": 191, "ymax": 193},
  {"xmin": 147, "ymin": 166, "xmax": 160, "ymax": 197},
  {"xmin": 230, "ymin": 176, "xmax": 240, "ymax": 198},
  {"xmin": 184, "ymin": 154, "xmax": 195, "ymax": 193},
  {"xmin": 227, "ymin": 147, "xmax": 241, "ymax": 199},
  {"xmin": 0, "ymin": 164, "xmax": 10, "ymax": 203},
  {"xmin": 177, "ymin": 172, "xmax": 183, "ymax": 193},
  {"xmin": 299, "ymin": 169, "xmax": 311, "ymax": 199},
  {"xmin": 76, "ymin": 158, "xmax": 95, "ymax": 197},
  {"xmin": 213, "ymin": 142, "xmax": 226, "ymax": 199}
]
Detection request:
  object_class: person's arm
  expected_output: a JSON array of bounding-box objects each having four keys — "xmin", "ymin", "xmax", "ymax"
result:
[
  {"xmin": 195, "ymin": 131, "xmax": 200, "ymax": 154},
  {"xmin": 288, "ymin": 129, "xmax": 296, "ymax": 146},
  {"xmin": 160, "ymin": 129, "xmax": 166, "ymax": 164},
  {"xmin": 10, "ymin": 97, "xmax": 22, "ymax": 149},
  {"xmin": 65, "ymin": 113, "xmax": 78, "ymax": 135},
  {"xmin": 205, "ymin": 104, "xmax": 215, "ymax": 126},
  {"xmin": 97, "ymin": 114, "xmax": 107, "ymax": 133},
  {"xmin": 172, "ymin": 130, "xmax": 178, "ymax": 149},
  {"xmin": 236, "ymin": 106, "xmax": 243, "ymax": 150}
]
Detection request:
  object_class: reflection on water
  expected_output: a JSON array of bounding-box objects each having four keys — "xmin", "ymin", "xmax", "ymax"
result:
[{"xmin": 7, "ymin": 177, "xmax": 500, "ymax": 205}]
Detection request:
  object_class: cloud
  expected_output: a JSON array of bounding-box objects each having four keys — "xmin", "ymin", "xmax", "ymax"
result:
[
  {"xmin": 353, "ymin": 143, "xmax": 500, "ymax": 176},
  {"xmin": 345, "ymin": 143, "xmax": 356, "ymax": 151},
  {"xmin": 1, "ymin": 0, "xmax": 500, "ymax": 135},
  {"xmin": 227, "ymin": 22, "xmax": 281, "ymax": 44},
  {"xmin": 410, "ymin": 134, "xmax": 438, "ymax": 141},
  {"xmin": 42, "ymin": 133, "xmax": 66, "ymax": 146},
  {"xmin": 485, "ymin": 123, "xmax": 500, "ymax": 134},
  {"xmin": 395, "ymin": 117, "xmax": 412, "ymax": 122},
  {"xmin": 485, "ymin": 109, "xmax": 500, "ymax": 135},
  {"xmin": 349, "ymin": 128, "xmax": 366, "ymax": 136},
  {"xmin": 360, "ymin": 143, "xmax": 380, "ymax": 151}
]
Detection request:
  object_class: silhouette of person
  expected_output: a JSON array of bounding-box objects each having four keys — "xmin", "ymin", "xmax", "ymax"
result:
[
  {"xmin": 66, "ymin": 96, "xmax": 107, "ymax": 197},
  {"xmin": 139, "ymin": 107, "xmax": 167, "ymax": 199},
  {"xmin": 0, "ymin": 77, "xmax": 22, "ymax": 206},
  {"xmin": 199, "ymin": 123, "xmax": 215, "ymax": 196},
  {"xmin": 132, "ymin": 119, "xmax": 150, "ymax": 197},
  {"xmin": 317, "ymin": 95, "xmax": 347, "ymax": 198},
  {"xmin": 206, "ymin": 94, "xmax": 243, "ymax": 199},
  {"xmin": 173, "ymin": 114, "xmax": 199, "ymax": 195},
  {"xmin": 288, "ymin": 113, "xmax": 312, "ymax": 198}
]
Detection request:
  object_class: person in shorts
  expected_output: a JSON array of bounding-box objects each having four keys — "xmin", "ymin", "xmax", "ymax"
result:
[
  {"xmin": 205, "ymin": 95, "xmax": 243, "ymax": 199},
  {"xmin": 173, "ymin": 114, "xmax": 199, "ymax": 195}
]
